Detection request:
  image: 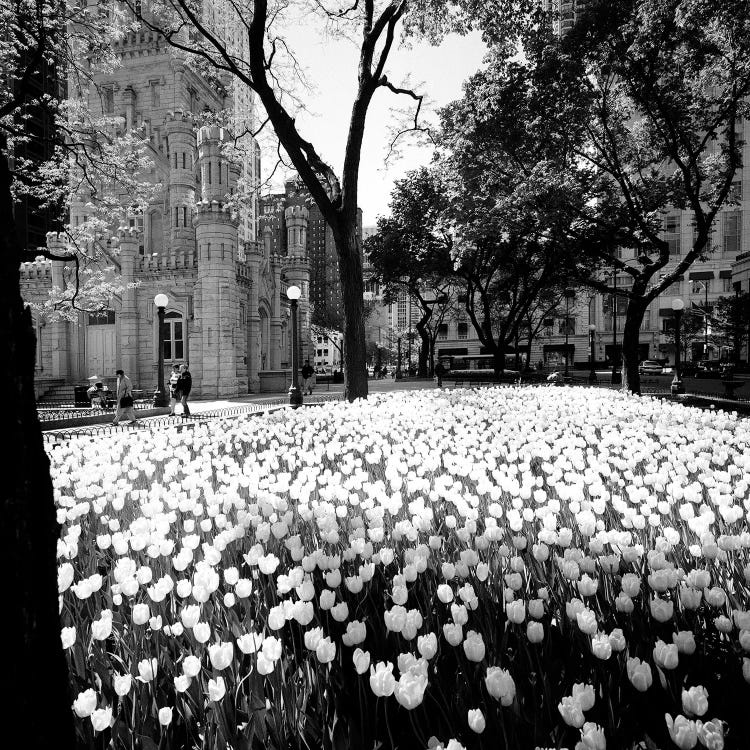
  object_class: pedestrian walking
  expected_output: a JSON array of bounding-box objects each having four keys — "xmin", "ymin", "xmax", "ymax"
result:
[
  {"xmin": 301, "ymin": 359, "xmax": 315, "ymax": 395},
  {"xmin": 168, "ymin": 364, "xmax": 181, "ymax": 416},
  {"xmin": 177, "ymin": 363, "xmax": 192, "ymax": 417},
  {"xmin": 374, "ymin": 364, "xmax": 381, "ymax": 380},
  {"xmin": 434, "ymin": 361, "xmax": 446, "ymax": 388},
  {"xmin": 381, "ymin": 365, "xmax": 387, "ymax": 379},
  {"xmin": 112, "ymin": 369, "xmax": 137, "ymax": 425}
]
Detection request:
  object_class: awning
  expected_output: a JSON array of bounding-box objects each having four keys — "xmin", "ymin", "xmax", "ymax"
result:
[
  {"xmin": 659, "ymin": 308, "xmax": 674, "ymax": 317},
  {"xmin": 719, "ymin": 270, "xmax": 732, "ymax": 279},
  {"xmin": 689, "ymin": 271, "xmax": 715, "ymax": 280},
  {"xmin": 543, "ymin": 344, "xmax": 575, "ymax": 353},
  {"xmin": 437, "ymin": 347, "xmax": 468, "ymax": 357}
]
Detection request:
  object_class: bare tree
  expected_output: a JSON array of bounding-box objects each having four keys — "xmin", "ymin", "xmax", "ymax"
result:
[{"xmin": 133, "ymin": 0, "xmax": 467, "ymax": 399}]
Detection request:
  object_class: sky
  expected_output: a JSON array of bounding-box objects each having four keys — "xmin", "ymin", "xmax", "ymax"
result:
[{"xmin": 263, "ymin": 27, "xmax": 487, "ymax": 226}]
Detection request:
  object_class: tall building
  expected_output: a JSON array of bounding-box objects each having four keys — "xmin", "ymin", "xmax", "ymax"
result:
[
  {"xmin": 260, "ymin": 177, "xmax": 363, "ymax": 329},
  {"xmin": 532, "ymin": 0, "xmax": 750, "ymax": 366},
  {"xmin": 10, "ymin": 47, "xmax": 63, "ymax": 251},
  {"xmin": 21, "ymin": 0, "xmax": 303, "ymax": 398}
]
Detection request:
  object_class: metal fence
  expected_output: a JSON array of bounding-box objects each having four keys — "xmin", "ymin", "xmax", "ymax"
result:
[{"xmin": 42, "ymin": 393, "xmax": 346, "ymax": 445}]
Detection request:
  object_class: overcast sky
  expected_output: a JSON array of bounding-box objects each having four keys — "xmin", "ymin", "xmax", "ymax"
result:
[{"xmin": 264, "ymin": 28, "xmax": 487, "ymax": 226}]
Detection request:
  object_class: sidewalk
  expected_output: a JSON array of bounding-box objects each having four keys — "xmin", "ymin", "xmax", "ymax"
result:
[{"xmin": 40, "ymin": 377, "xmax": 438, "ymax": 434}]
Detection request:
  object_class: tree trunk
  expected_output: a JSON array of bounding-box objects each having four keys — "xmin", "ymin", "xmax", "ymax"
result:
[
  {"xmin": 493, "ymin": 341, "xmax": 506, "ymax": 378},
  {"xmin": 0, "ymin": 143, "xmax": 75, "ymax": 747},
  {"xmin": 524, "ymin": 332, "xmax": 534, "ymax": 373},
  {"xmin": 415, "ymin": 319, "xmax": 430, "ymax": 377},
  {"xmin": 621, "ymin": 298, "xmax": 648, "ymax": 395},
  {"xmin": 334, "ymin": 228, "xmax": 368, "ymax": 401}
]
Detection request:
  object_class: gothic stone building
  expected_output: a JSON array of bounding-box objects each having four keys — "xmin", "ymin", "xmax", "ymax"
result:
[{"xmin": 21, "ymin": 15, "xmax": 310, "ymax": 399}]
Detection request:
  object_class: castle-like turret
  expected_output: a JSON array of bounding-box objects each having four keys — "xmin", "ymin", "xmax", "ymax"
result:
[
  {"xmin": 282, "ymin": 204, "xmax": 311, "ymax": 363},
  {"xmin": 192, "ymin": 125, "xmax": 240, "ymax": 398},
  {"xmin": 165, "ymin": 110, "xmax": 195, "ymax": 256},
  {"xmin": 117, "ymin": 227, "xmax": 141, "ymax": 380}
]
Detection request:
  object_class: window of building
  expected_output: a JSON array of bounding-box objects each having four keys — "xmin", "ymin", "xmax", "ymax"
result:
[
  {"xmin": 147, "ymin": 210, "xmax": 163, "ymax": 256},
  {"xmin": 103, "ymin": 86, "xmax": 114, "ymax": 114},
  {"xmin": 664, "ymin": 214, "xmax": 681, "ymax": 254},
  {"xmin": 457, "ymin": 322, "xmax": 468, "ymax": 340},
  {"xmin": 692, "ymin": 279, "xmax": 711, "ymax": 294},
  {"xmin": 723, "ymin": 210, "xmax": 741, "ymax": 254},
  {"xmin": 437, "ymin": 323, "xmax": 448, "ymax": 340},
  {"xmin": 723, "ymin": 277, "xmax": 733, "ymax": 292},
  {"xmin": 88, "ymin": 311, "xmax": 116, "ymax": 325},
  {"xmin": 163, "ymin": 311, "xmax": 185, "ymax": 361},
  {"xmin": 558, "ymin": 317, "xmax": 576, "ymax": 335}
]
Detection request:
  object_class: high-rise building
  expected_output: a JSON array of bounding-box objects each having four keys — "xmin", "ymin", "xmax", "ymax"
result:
[{"xmin": 260, "ymin": 177, "xmax": 363, "ymax": 327}]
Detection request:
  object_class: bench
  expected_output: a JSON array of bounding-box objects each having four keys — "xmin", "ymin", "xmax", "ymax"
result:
[{"xmin": 721, "ymin": 379, "xmax": 746, "ymax": 399}]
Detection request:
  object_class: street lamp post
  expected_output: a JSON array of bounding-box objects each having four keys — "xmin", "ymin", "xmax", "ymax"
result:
[
  {"xmin": 287, "ymin": 285, "xmax": 303, "ymax": 408},
  {"xmin": 153, "ymin": 293, "xmax": 169, "ymax": 407},
  {"xmin": 588, "ymin": 324, "xmax": 597, "ymax": 384},
  {"xmin": 564, "ymin": 288, "xmax": 575, "ymax": 380},
  {"xmin": 611, "ymin": 271, "xmax": 622, "ymax": 384},
  {"xmin": 671, "ymin": 298, "xmax": 685, "ymax": 396},
  {"xmin": 703, "ymin": 280, "xmax": 709, "ymax": 360},
  {"xmin": 396, "ymin": 336, "xmax": 403, "ymax": 380}
]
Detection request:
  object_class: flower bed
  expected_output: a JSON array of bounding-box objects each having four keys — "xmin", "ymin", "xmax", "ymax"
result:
[{"xmin": 52, "ymin": 387, "xmax": 750, "ymax": 749}]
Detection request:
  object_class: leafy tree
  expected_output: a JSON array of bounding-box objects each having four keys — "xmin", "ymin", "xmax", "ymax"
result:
[
  {"xmin": 1, "ymin": 4, "xmax": 161, "ymax": 745},
  {"xmin": 133, "ymin": 0, "xmax": 479, "ymax": 400},
  {"xmin": 435, "ymin": 108, "xmax": 586, "ymax": 374},
  {"xmin": 468, "ymin": 0, "xmax": 750, "ymax": 393},
  {"xmin": 712, "ymin": 292, "xmax": 750, "ymax": 363},
  {"xmin": 366, "ymin": 168, "xmax": 455, "ymax": 376}
]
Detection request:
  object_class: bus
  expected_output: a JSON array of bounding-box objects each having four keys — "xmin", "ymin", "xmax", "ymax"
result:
[{"xmin": 438, "ymin": 354, "xmax": 523, "ymax": 372}]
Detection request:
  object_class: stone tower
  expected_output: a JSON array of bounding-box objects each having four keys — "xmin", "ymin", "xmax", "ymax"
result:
[
  {"xmin": 165, "ymin": 110, "xmax": 196, "ymax": 259},
  {"xmin": 283, "ymin": 203, "xmax": 311, "ymax": 363},
  {"xmin": 117, "ymin": 227, "xmax": 140, "ymax": 380},
  {"xmin": 193, "ymin": 125, "xmax": 240, "ymax": 397}
]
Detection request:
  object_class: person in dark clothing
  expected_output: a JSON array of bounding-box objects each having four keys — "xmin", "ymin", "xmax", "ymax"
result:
[
  {"xmin": 434, "ymin": 361, "xmax": 446, "ymax": 388},
  {"xmin": 301, "ymin": 360, "xmax": 315, "ymax": 395},
  {"xmin": 177, "ymin": 363, "xmax": 192, "ymax": 417}
]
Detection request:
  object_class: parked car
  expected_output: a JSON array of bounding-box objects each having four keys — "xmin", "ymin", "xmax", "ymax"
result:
[
  {"xmin": 694, "ymin": 360, "xmax": 722, "ymax": 378},
  {"xmin": 679, "ymin": 362, "xmax": 698, "ymax": 377},
  {"xmin": 638, "ymin": 360, "xmax": 665, "ymax": 375}
]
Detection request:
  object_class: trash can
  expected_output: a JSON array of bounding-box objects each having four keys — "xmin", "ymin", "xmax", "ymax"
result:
[
  {"xmin": 74, "ymin": 385, "xmax": 90, "ymax": 407},
  {"xmin": 333, "ymin": 370, "xmax": 344, "ymax": 384}
]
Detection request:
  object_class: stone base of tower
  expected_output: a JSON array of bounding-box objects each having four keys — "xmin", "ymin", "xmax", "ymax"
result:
[
  {"xmin": 196, "ymin": 377, "xmax": 241, "ymax": 399},
  {"xmin": 248, "ymin": 374, "xmax": 260, "ymax": 393}
]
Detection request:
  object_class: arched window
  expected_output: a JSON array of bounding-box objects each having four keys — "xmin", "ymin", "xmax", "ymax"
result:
[
  {"xmin": 162, "ymin": 310, "xmax": 185, "ymax": 361},
  {"xmin": 148, "ymin": 209, "xmax": 163, "ymax": 255}
]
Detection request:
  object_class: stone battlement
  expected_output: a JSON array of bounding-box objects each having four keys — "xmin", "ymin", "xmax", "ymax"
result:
[
  {"xmin": 136, "ymin": 248, "xmax": 197, "ymax": 273},
  {"xmin": 193, "ymin": 200, "xmax": 236, "ymax": 219},
  {"xmin": 20, "ymin": 258, "xmax": 52, "ymax": 281},
  {"xmin": 117, "ymin": 226, "xmax": 143, "ymax": 241},
  {"xmin": 197, "ymin": 125, "xmax": 230, "ymax": 146},
  {"xmin": 284, "ymin": 204, "xmax": 309, "ymax": 221},
  {"xmin": 45, "ymin": 231, "xmax": 68, "ymax": 250}
]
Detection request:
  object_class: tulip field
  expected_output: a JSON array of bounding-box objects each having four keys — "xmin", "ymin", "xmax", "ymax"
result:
[{"xmin": 52, "ymin": 387, "xmax": 750, "ymax": 750}]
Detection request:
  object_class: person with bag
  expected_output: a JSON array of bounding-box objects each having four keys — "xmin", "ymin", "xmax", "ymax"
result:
[
  {"xmin": 112, "ymin": 369, "xmax": 137, "ymax": 425},
  {"xmin": 177, "ymin": 363, "xmax": 192, "ymax": 417},
  {"xmin": 168, "ymin": 364, "xmax": 182, "ymax": 416}
]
